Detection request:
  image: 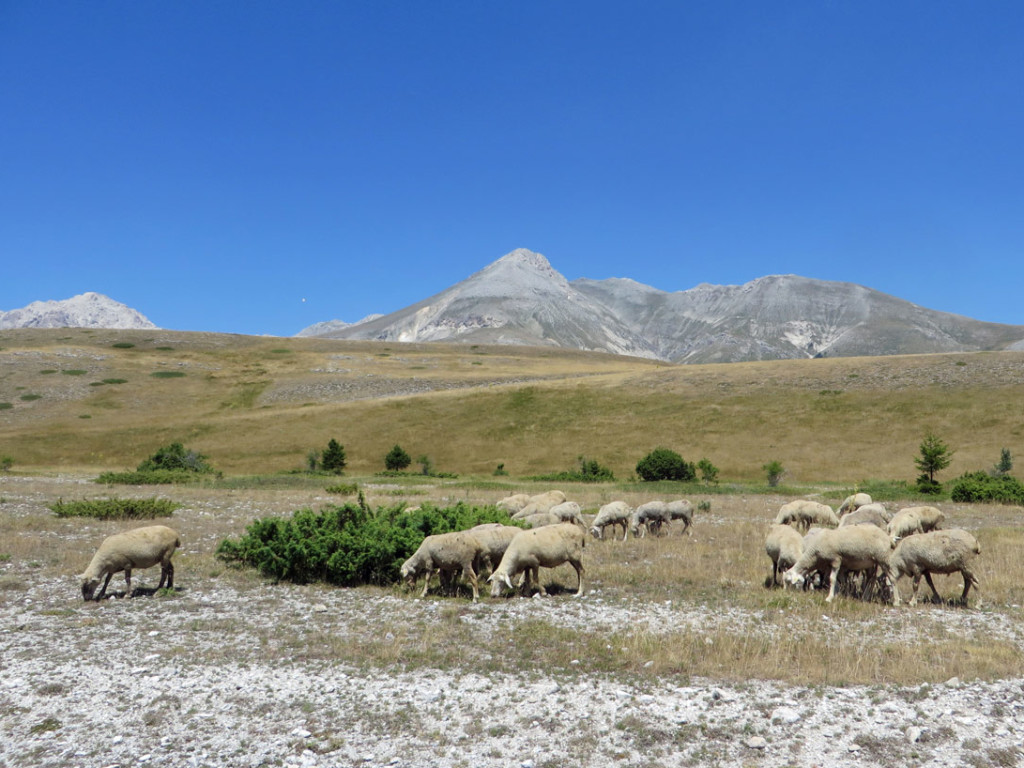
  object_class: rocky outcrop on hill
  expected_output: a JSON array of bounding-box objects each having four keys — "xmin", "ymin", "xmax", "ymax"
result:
[{"xmin": 0, "ymin": 292, "xmax": 157, "ymax": 330}]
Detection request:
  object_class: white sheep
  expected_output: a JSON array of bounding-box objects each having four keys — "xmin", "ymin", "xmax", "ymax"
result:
[
  {"xmin": 400, "ymin": 531, "xmax": 485, "ymax": 602},
  {"xmin": 890, "ymin": 528, "xmax": 982, "ymax": 607},
  {"xmin": 667, "ymin": 499, "xmax": 695, "ymax": 537},
  {"xmin": 79, "ymin": 525, "xmax": 181, "ymax": 601},
  {"xmin": 509, "ymin": 502, "xmax": 540, "ymax": 520},
  {"xmin": 548, "ymin": 501, "xmax": 585, "ymax": 527},
  {"xmin": 496, "ymin": 494, "xmax": 531, "ymax": 515},
  {"xmin": 468, "ymin": 523, "xmax": 524, "ymax": 573},
  {"xmin": 837, "ymin": 503, "xmax": 891, "ymax": 530},
  {"xmin": 837, "ymin": 492, "xmax": 873, "ymax": 516},
  {"xmin": 629, "ymin": 501, "xmax": 671, "ymax": 538},
  {"xmin": 528, "ymin": 490, "xmax": 567, "ymax": 513},
  {"xmin": 887, "ymin": 506, "xmax": 946, "ymax": 544},
  {"xmin": 764, "ymin": 524, "xmax": 803, "ymax": 588},
  {"xmin": 520, "ymin": 511, "xmax": 562, "ymax": 529},
  {"xmin": 589, "ymin": 501, "xmax": 632, "ymax": 541},
  {"xmin": 783, "ymin": 525, "xmax": 900, "ymax": 605},
  {"xmin": 774, "ymin": 500, "xmax": 839, "ymax": 531},
  {"xmin": 488, "ymin": 523, "xmax": 585, "ymax": 598}
]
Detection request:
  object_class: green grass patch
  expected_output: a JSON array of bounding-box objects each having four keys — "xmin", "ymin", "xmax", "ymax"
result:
[
  {"xmin": 50, "ymin": 497, "xmax": 181, "ymax": 519},
  {"xmin": 39, "ymin": 369, "xmax": 58, "ymax": 374},
  {"xmin": 0, "ymin": 402, "xmax": 12, "ymax": 410},
  {"xmin": 150, "ymin": 370, "xmax": 186, "ymax": 378},
  {"xmin": 111, "ymin": 342, "xmax": 136, "ymax": 349},
  {"xmin": 61, "ymin": 369, "xmax": 88, "ymax": 376},
  {"xmin": 102, "ymin": 378, "xmax": 128, "ymax": 384},
  {"xmin": 19, "ymin": 394, "xmax": 41, "ymax": 401}
]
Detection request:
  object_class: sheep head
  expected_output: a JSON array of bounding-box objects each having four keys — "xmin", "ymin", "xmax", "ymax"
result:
[{"xmin": 79, "ymin": 573, "xmax": 99, "ymax": 601}]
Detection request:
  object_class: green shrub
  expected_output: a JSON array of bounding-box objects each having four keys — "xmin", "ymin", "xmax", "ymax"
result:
[
  {"xmin": 0, "ymin": 403, "xmax": 12, "ymax": 410},
  {"xmin": 530, "ymin": 455, "xmax": 614, "ymax": 483},
  {"xmin": 325, "ymin": 482, "xmax": 359, "ymax": 495},
  {"xmin": 138, "ymin": 442, "xmax": 214, "ymax": 474},
  {"xmin": 111, "ymin": 342, "xmax": 136, "ymax": 349},
  {"xmin": 50, "ymin": 497, "xmax": 180, "ymax": 519},
  {"xmin": 636, "ymin": 448, "xmax": 695, "ymax": 482},
  {"xmin": 216, "ymin": 502, "xmax": 516, "ymax": 586},
  {"xmin": 95, "ymin": 442, "xmax": 217, "ymax": 485},
  {"xmin": 950, "ymin": 471, "xmax": 1024, "ymax": 504},
  {"xmin": 96, "ymin": 469, "xmax": 212, "ymax": 485}
]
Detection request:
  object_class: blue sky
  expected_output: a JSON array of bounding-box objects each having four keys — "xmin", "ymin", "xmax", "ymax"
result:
[{"xmin": 2, "ymin": 2, "xmax": 1022, "ymax": 336}]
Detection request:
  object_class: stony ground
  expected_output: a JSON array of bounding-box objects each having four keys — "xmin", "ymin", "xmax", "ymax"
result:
[{"xmin": 2, "ymin": 475, "xmax": 1023, "ymax": 768}]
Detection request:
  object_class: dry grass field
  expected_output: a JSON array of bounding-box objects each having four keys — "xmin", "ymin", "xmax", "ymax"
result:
[
  {"xmin": 3, "ymin": 330, "xmax": 1024, "ymax": 766},
  {"xmin": 2, "ymin": 327, "xmax": 1024, "ymax": 483}
]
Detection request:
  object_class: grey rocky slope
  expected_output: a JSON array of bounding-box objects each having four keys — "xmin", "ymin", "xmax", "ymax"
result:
[
  {"xmin": 0, "ymin": 292, "xmax": 157, "ymax": 331},
  {"xmin": 309, "ymin": 249, "xmax": 1024, "ymax": 363}
]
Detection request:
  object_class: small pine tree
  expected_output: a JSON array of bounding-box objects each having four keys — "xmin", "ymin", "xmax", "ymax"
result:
[
  {"xmin": 322, "ymin": 439, "xmax": 347, "ymax": 474},
  {"xmin": 993, "ymin": 448, "xmax": 1013, "ymax": 478},
  {"xmin": 763, "ymin": 460, "xmax": 785, "ymax": 488},
  {"xmin": 416, "ymin": 454, "xmax": 433, "ymax": 476},
  {"xmin": 384, "ymin": 444, "xmax": 412, "ymax": 471},
  {"xmin": 914, "ymin": 432, "xmax": 953, "ymax": 491},
  {"xmin": 697, "ymin": 458, "xmax": 719, "ymax": 486}
]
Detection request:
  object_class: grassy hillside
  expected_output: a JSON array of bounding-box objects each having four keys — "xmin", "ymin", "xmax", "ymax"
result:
[{"xmin": 2, "ymin": 327, "xmax": 1023, "ymax": 483}]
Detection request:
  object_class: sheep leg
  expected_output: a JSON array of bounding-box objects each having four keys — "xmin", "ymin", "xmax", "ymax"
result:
[
  {"xmin": 124, "ymin": 568, "xmax": 133, "ymax": 598},
  {"xmin": 157, "ymin": 560, "xmax": 174, "ymax": 591},
  {"xmin": 465, "ymin": 562, "xmax": 479, "ymax": 602},
  {"xmin": 922, "ymin": 572, "xmax": 944, "ymax": 604},
  {"xmin": 618, "ymin": 523, "xmax": 627, "ymax": 542},
  {"xmin": 95, "ymin": 572, "xmax": 113, "ymax": 601},
  {"xmin": 825, "ymin": 564, "xmax": 841, "ymax": 603},
  {"xmin": 960, "ymin": 569, "xmax": 980, "ymax": 606},
  {"xmin": 535, "ymin": 567, "xmax": 548, "ymax": 597},
  {"xmin": 571, "ymin": 558, "xmax": 585, "ymax": 597},
  {"xmin": 419, "ymin": 569, "xmax": 432, "ymax": 599}
]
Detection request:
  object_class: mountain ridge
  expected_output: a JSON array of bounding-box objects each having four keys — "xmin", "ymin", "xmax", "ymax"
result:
[{"xmin": 307, "ymin": 249, "xmax": 1024, "ymax": 363}]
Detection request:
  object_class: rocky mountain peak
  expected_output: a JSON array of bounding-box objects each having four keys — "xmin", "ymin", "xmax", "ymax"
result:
[{"xmin": 0, "ymin": 292, "xmax": 157, "ymax": 330}]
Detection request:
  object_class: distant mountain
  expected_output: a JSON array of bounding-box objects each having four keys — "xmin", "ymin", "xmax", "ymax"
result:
[
  {"xmin": 0, "ymin": 292, "xmax": 157, "ymax": 331},
  {"xmin": 314, "ymin": 249, "xmax": 660, "ymax": 359},
  {"xmin": 309, "ymin": 249, "xmax": 1024, "ymax": 363},
  {"xmin": 295, "ymin": 314, "xmax": 384, "ymax": 338}
]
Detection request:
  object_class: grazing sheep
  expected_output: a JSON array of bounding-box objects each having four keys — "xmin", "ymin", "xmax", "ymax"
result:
[
  {"xmin": 488, "ymin": 523, "xmax": 585, "ymax": 598},
  {"xmin": 79, "ymin": 525, "xmax": 181, "ymax": 602},
  {"xmin": 667, "ymin": 499, "xmax": 695, "ymax": 537},
  {"xmin": 890, "ymin": 529, "xmax": 982, "ymax": 607},
  {"xmin": 783, "ymin": 525, "xmax": 900, "ymax": 605},
  {"xmin": 400, "ymin": 531, "xmax": 485, "ymax": 602},
  {"xmin": 589, "ymin": 501, "xmax": 632, "ymax": 541},
  {"xmin": 837, "ymin": 503, "xmax": 891, "ymax": 530},
  {"xmin": 774, "ymin": 500, "xmax": 839, "ymax": 531},
  {"xmin": 528, "ymin": 490, "xmax": 567, "ymax": 513},
  {"xmin": 629, "ymin": 501, "xmax": 671, "ymax": 538},
  {"xmin": 468, "ymin": 524, "xmax": 524, "ymax": 573},
  {"xmin": 549, "ymin": 501, "xmax": 585, "ymax": 527},
  {"xmin": 838, "ymin": 492, "xmax": 873, "ymax": 516},
  {"xmin": 520, "ymin": 511, "xmax": 562, "ymax": 529},
  {"xmin": 496, "ymin": 494, "xmax": 531, "ymax": 515},
  {"xmin": 765, "ymin": 524, "xmax": 803, "ymax": 588},
  {"xmin": 510, "ymin": 502, "xmax": 542, "ymax": 520},
  {"xmin": 887, "ymin": 506, "xmax": 946, "ymax": 544}
]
